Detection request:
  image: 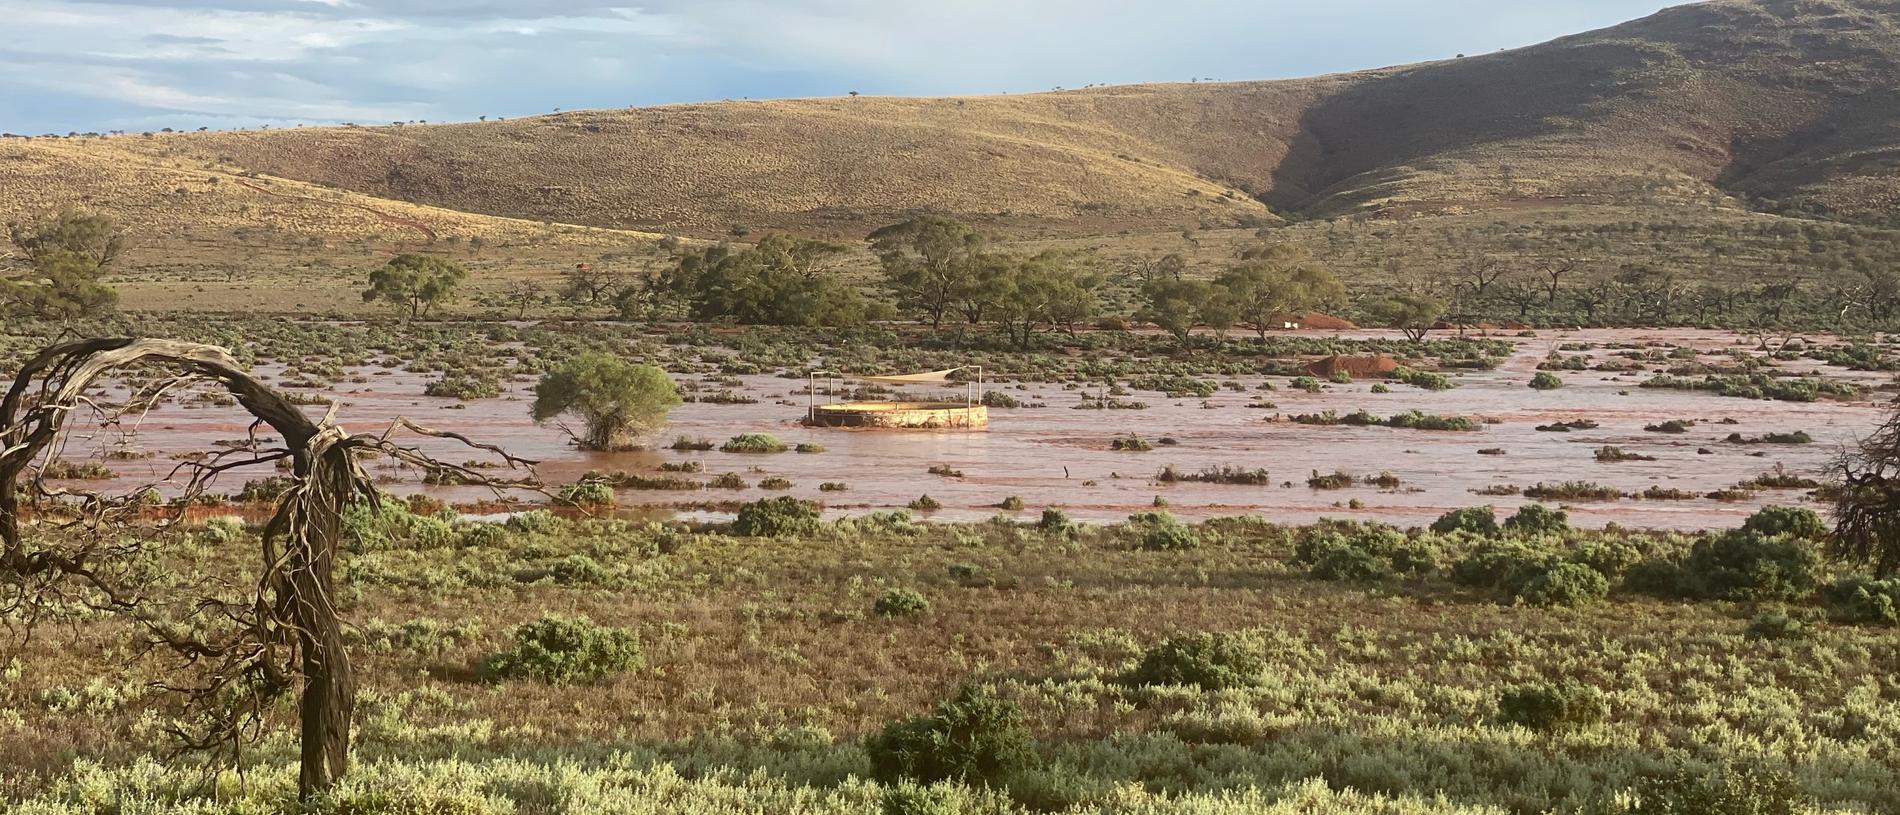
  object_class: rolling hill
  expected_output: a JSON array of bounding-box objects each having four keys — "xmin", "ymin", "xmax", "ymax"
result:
[{"xmin": 2, "ymin": 0, "xmax": 1897, "ymax": 312}]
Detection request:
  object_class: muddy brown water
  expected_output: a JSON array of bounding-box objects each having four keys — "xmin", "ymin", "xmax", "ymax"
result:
[{"xmin": 34, "ymin": 329, "xmax": 1894, "ymax": 531}]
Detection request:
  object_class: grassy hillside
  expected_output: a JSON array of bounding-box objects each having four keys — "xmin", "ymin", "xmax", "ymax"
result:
[
  {"xmin": 37, "ymin": 0, "xmax": 1893, "ymax": 239},
  {"xmin": 2, "ymin": 0, "xmax": 1897, "ymax": 313}
]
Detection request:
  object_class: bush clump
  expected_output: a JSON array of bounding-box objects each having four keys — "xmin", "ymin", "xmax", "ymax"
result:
[
  {"xmin": 1496, "ymin": 681, "xmax": 1607, "ymax": 732},
  {"xmin": 867, "ymin": 685, "xmax": 1036, "ymax": 787},
  {"xmin": 1744, "ymin": 610, "xmax": 1807, "ymax": 641},
  {"xmin": 1124, "ymin": 632, "xmax": 1265, "ymax": 691},
  {"xmin": 1431, "ymin": 506, "xmax": 1499, "ymax": 536},
  {"xmin": 1126, "ymin": 511, "xmax": 1200, "ymax": 551},
  {"xmin": 480, "ymin": 615, "xmax": 642, "ymax": 684},
  {"xmin": 721, "ymin": 432, "xmax": 787, "ymax": 453},
  {"xmin": 1739, "ymin": 505, "xmax": 1826, "ymax": 541},
  {"xmin": 1295, "ymin": 521, "xmax": 1437, "ymax": 581},
  {"xmin": 1821, "ymin": 577, "xmax": 1900, "ymax": 626},
  {"xmin": 1628, "ymin": 762, "xmax": 1809, "ymax": 815},
  {"xmin": 1528, "ymin": 371, "xmax": 1564, "ymax": 390},
  {"xmin": 1516, "ymin": 562, "xmax": 1610, "ymax": 608},
  {"xmin": 1680, "ymin": 530, "xmax": 1818, "ymax": 601},
  {"xmin": 1504, "ymin": 503, "xmax": 1569, "ymax": 535},
  {"xmin": 874, "ymin": 588, "xmax": 931, "ymax": 618},
  {"xmin": 732, "ymin": 495, "xmax": 821, "ymax": 537}
]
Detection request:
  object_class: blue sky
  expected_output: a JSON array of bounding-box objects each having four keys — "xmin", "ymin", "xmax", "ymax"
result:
[{"xmin": 1, "ymin": 0, "xmax": 1692, "ymax": 134}]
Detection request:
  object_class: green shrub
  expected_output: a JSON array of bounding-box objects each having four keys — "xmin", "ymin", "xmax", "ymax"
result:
[
  {"xmin": 867, "ymin": 684, "xmax": 1035, "ymax": 786},
  {"xmin": 198, "ymin": 516, "xmax": 245, "ymax": 544},
  {"xmin": 1126, "ymin": 511, "xmax": 1199, "ymax": 551},
  {"xmin": 721, "ymin": 432, "xmax": 787, "ymax": 453},
  {"xmin": 1529, "ymin": 371, "xmax": 1564, "ymax": 390},
  {"xmin": 733, "ymin": 496, "xmax": 821, "ymax": 537},
  {"xmin": 505, "ymin": 509, "xmax": 561, "ymax": 535},
  {"xmin": 1516, "ymin": 562, "xmax": 1609, "ymax": 607},
  {"xmin": 1125, "ymin": 632, "xmax": 1264, "ymax": 691},
  {"xmin": 1504, "ymin": 503, "xmax": 1568, "ymax": 535},
  {"xmin": 908, "ymin": 494, "xmax": 943, "ymax": 512},
  {"xmin": 1496, "ymin": 681, "xmax": 1607, "ymax": 732},
  {"xmin": 341, "ymin": 496, "xmax": 457, "ymax": 552},
  {"xmin": 1821, "ymin": 576, "xmax": 1900, "ymax": 625},
  {"xmin": 1740, "ymin": 505, "xmax": 1826, "ymax": 541},
  {"xmin": 455, "ymin": 523, "xmax": 508, "ymax": 548},
  {"xmin": 1431, "ymin": 506, "xmax": 1499, "ymax": 536},
  {"xmin": 794, "ymin": 442, "xmax": 825, "ymax": 453},
  {"xmin": 1452, "ymin": 540, "xmax": 1553, "ymax": 591},
  {"xmin": 997, "ymin": 495, "xmax": 1025, "ymax": 511},
  {"xmin": 874, "ymin": 588, "xmax": 931, "ymax": 618},
  {"xmin": 1744, "ymin": 610, "xmax": 1807, "ymax": 641},
  {"xmin": 1295, "ymin": 522, "xmax": 1436, "ymax": 581},
  {"xmin": 1629, "ymin": 762, "xmax": 1808, "ymax": 815},
  {"xmin": 557, "ymin": 479, "xmax": 615, "ymax": 507},
  {"xmin": 1038, "ymin": 508, "xmax": 1073, "ymax": 535},
  {"xmin": 1681, "ymin": 530, "xmax": 1817, "ymax": 601},
  {"xmin": 480, "ymin": 615, "xmax": 642, "ymax": 684}
]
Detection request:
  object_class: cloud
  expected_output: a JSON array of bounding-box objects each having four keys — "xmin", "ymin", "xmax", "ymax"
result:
[{"xmin": 0, "ymin": 0, "xmax": 1691, "ymax": 134}]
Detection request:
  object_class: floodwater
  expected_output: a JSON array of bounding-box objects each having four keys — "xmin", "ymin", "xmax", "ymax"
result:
[{"xmin": 38, "ymin": 328, "xmax": 1895, "ymax": 531}]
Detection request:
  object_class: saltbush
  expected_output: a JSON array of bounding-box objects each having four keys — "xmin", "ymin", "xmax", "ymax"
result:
[
  {"xmin": 1739, "ymin": 505, "xmax": 1826, "ymax": 541},
  {"xmin": 1496, "ymin": 681, "xmax": 1607, "ymax": 732},
  {"xmin": 874, "ymin": 588, "xmax": 931, "ymax": 618},
  {"xmin": 1430, "ymin": 506, "xmax": 1499, "ymax": 536},
  {"xmin": 867, "ymin": 684, "xmax": 1036, "ymax": 787},
  {"xmin": 1629, "ymin": 762, "xmax": 1808, "ymax": 815},
  {"xmin": 721, "ymin": 432, "xmax": 787, "ymax": 453},
  {"xmin": 1504, "ymin": 503, "xmax": 1569, "ymax": 535},
  {"xmin": 1296, "ymin": 522, "xmax": 1436, "ymax": 581},
  {"xmin": 1127, "ymin": 511, "xmax": 1200, "ymax": 551},
  {"xmin": 480, "ymin": 615, "xmax": 642, "ymax": 684},
  {"xmin": 733, "ymin": 496, "xmax": 821, "ymax": 537},
  {"xmin": 1125, "ymin": 632, "xmax": 1266, "ymax": 691},
  {"xmin": 1821, "ymin": 576, "xmax": 1900, "ymax": 625},
  {"xmin": 1517, "ymin": 562, "xmax": 1609, "ymax": 607},
  {"xmin": 1681, "ymin": 530, "xmax": 1817, "ymax": 601},
  {"xmin": 1744, "ymin": 610, "xmax": 1807, "ymax": 641}
]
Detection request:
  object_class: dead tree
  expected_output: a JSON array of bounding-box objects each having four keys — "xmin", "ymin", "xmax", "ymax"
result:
[
  {"xmin": 1830, "ymin": 404, "xmax": 1900, "ymax": 578},
  {"xmin": 0, "ymin": 338, "xmax": 535, "ymax": 798}
]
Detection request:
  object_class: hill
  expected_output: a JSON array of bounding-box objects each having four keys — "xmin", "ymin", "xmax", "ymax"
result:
[
  {"xmin": 2, "ymin": 0, "xmax": 1898, "ymax": 313},
  {"xmin": 29, "ymin": 0, "xmax": 1891, "ymax": 240}
]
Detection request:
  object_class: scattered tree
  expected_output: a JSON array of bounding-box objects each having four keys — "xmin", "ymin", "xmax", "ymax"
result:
[
  {"xmin": 1368, "ymin": 293, "xmax": 1447, "ymax": 342},
  {"xmin": 531, "ymin": 353, "xmax": 681, "ymax": 451},
  {"xmin": 361, "ymin": 254, "xmax": 467, "ymax": 320}
]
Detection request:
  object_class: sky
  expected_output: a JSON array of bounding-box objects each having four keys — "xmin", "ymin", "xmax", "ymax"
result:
[{"xmin": 0, "ymin": 0, "xmax": 1693, "ymax": 135}]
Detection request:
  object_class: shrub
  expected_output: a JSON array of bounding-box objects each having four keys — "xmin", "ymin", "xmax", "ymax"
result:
[
  {"xmin": 1740, "ymin": 505, "xmax": 1826, "ymax": 541},
  {"xmin": 997, "ymin": 495, "xmax": 1025, "ymax": 511},
  {"xmin": 908, "ymin": 494, "xmax": 943, "ymax": 512},
  {"xmin": 1431, "ymin": 506, "xmax": 1499, "ymax": 536},
  {"xmin": 1523, "ymin": 481, "xmax": 1623, "ymax": 501},
  {"xmin": 1629, "ymin": 762, "xmax": 1808, "ymax": 815},
  {"xmin": 455, "ymin": 523, "xmax": 507, "ymax": 548},
  {"xmin": 1110, "ymin": 435, "xmax": 1152, "ymax": 451},
  {"xmin": 721, "ymin": 432, "xmax": 787, "ymax": 453},
  {"xmin": 1496, "ymin": 681, "xmax": 1607, "ymax": 732},
  {"xmin": 424, "ymin": 372, "xmax": 500, "ymax": 400},
  {"xmin": 1452, "ymin": 539, "xmax": 1552, "ymax": 591},
  {"xmin": 733, "ymin": 496, "xmax": 821, "ymax": 537},
  {"xmin": 1126, "ymin": 511, "xmax": 1199, "ymax": 551},
  {"xmin": 1306, "ymin": 470, "xmax": 1354, "ymax": 490},
  {"xmin": 867, "ymin": 685, "xmax": 1035, "ymax": 786},
  {"xmin": 1529, "ymin": 371, "xmax": 1564, "ymax": 390},
  {"xmin": 1744, "ymin": 610, "xmax": 1806, "ymax": 641},
  {"xmin": 1821, "ymin": 576, "xmax": 1900, "ymax": 625},
  {"xmin": 1681, "ymin": 530, "xmax": 1817, "ymax": 601},
  {"xmin": 794, "ymin": 442, "xmax": 825, "ymax": 453},
  {"xmin": 819, "ymin": 481, "xmax": 849, "ymax": 492},
  {"xmin": 707, "ymin": 472, "xmax": 747, "ymax": 489},
  {"xmin": 557, "ymin": 480, "xmax": 615, "ymax": 507},
  {"xmin": 874, "ymin": 588, "xmax": 931, "ymax": 617},
  {"xmin": 670, "ymin": 435, "xmax": 715, "ymax": 451},
  {"xmin": 1296, "ymin": 521, "xmax": 1436, "ymax": 581},
  {"xmin": 198, "ymin": 516, "xmax": 246, "ymax": 544},
  {"xmin": 1504, "ymin": 503, "xmax": 1569, "ymax": 535},
  {"xmin": 1516, "ymin": 562, "xmax": 1609, "ymax": 607},
  {"xmin": 340, "ymin": 496, "xmax": 456, "ymax": 552},
  {"xmin": 1125, "ymin": 632, "xmax": 1264, "ymax": 691},
  {"xmin": 505, "ymin": 509, "xmax": 561, "ymax": 535},
  {"xmin": 758, "ymin": 476, "xmax": 793, "ymax": 490},
  {"xmin": 480, "ymin": 615, "xmax": 642, "ymax": 684},
  {"xmin": 1038, "ymin": 508, "xmax": 1073, "ymax": 535}
]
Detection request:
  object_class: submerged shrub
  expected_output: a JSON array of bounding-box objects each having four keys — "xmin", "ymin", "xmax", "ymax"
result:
[
  {"xmin": 1125, "ymin": 631, "xmax": 1265, "ymax": 691},
  {"xmin": 721, "ymin": 432, "xmax": 787, "ymax": 453},
  {"xmin": 867, "ymin": 684, "xmax": 1035, "ymax": 787},
  {"xmin": 481, "ymin": 615, "xmax": 642, "ymax": 684},
  {"xmin": 733, "ymin": 496, "xmax": 821, "ymax": 537},
  {"xmin": 1496, "ymin": 681, "xmax": 1607, "ymax": 732}
]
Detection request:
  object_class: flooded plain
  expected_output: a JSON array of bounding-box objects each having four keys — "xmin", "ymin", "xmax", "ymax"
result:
[{"xmin": 42, "ymin": 328, "xmax": 1894, "ymax": 530}]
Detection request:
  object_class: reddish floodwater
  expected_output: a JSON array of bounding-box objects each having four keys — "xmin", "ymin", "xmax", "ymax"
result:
[{"xmin": 37, "ymin": 329, "xmax": 1894, "ymax": 531}]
